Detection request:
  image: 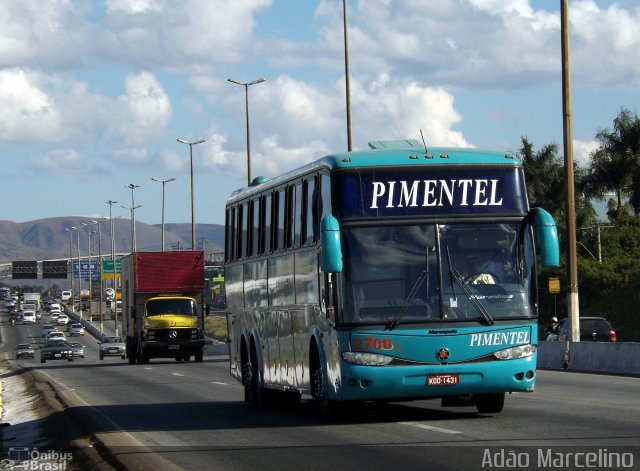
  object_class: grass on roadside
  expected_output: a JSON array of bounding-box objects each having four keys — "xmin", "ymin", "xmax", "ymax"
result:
[{"xmin": 204, "ymin": 315, "xmax": 228, "ymax": 342}]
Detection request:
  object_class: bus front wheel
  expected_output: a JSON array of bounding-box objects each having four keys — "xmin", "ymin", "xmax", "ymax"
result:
[{"xmin": 475, "ymin": 392, "xmax": 505, "ymax": 413}]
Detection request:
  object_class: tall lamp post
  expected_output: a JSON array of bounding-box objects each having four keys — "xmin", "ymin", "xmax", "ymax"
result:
[
  {"xmin": 72, "ymin": 226, "xmax": 82, "ymax": 320},
  {"xmin": 227, "ymin": 78, "xmax": 265, "ymax": 186},
  {"xmin": 64, "ymin": 228, "xmax": 75, "ymax": 306},
  {"xmin": 106, "ymin": 199, "xmax": 119, "ymax": 336},
  {"xmin": 151, "ymin": 177, "xmax": 176, "ymax": 251},
  {"xmin": 124, "ymin": 183, "xmax": 141, "ymax": 252},
  {"xmin": 81, "ymin": 222, "xmax": 95, "ymax": 323},
  {"xmin": 91, "ymin": 220, "xmax": 103, "ymax": 332},
  {"xmin": 176, "ymin": 138, "xmax": 205, "ymax": 250}
]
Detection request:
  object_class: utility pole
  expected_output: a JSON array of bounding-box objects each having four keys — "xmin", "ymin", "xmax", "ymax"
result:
[{"xmin": 561, "ymin": 0, "xmax": 580, "ymax": 343}]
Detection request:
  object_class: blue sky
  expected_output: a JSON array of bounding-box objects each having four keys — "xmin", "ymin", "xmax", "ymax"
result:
[{"xmin": 1, "ymin": 0, "xmax": 639, "ymax": 225}]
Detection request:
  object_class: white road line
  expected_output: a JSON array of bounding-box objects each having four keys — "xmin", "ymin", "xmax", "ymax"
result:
[
  {"xmin": 210, "ymin": 381, "xmax": 228, "ymax": 386},
  {"xmin": 170, "ymin": 373, "xmax": 184, "ymax": 377},
  {"xmin": 398, "ymin": 422, "xmax": 461, "ymax": 435}
]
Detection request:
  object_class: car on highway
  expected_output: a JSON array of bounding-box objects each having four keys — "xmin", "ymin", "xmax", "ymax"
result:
[
  {"xmin": 549, "ymin": 317, "xmax": 618, "ymax": 342},
  {"xmin": 15, "ymin": 343, "xmax": 35, "ymax": 359},
  {"xmin": 49, "ymin": 303, "xmax": 62, "ymax": 312},
  {"xmin": 56, "ymin": 314, "xmax": 69, "ymax": 326},
  {"xmin": 68, "ymin": 323, "xmax": 85, "ymax": 336},
  {"xmin": 42, "ymin": 325, "xmax": 58, "ymax": 337},
  {"xmin": 40, "ymin": 340, "xmax": 74, "ymax": 363},
  {"xmin": 61, "ymin": 291, "xmax": 72, "ymax": 302},
  {"xmin": 99, "ymin": 336, "xmax": 126, "ymax": 360},
  {"xmin": 22, "ymin": 309, "xmax": 36, "ymax": 324},
  {"xmin": 68, "ymin": 342, "xmax": 85, "ymax": 359},
  {"xmin": 47, "ymin": 331, "xmax": 66, "ymax": 342}
]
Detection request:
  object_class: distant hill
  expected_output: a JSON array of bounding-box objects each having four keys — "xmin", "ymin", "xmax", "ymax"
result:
[{"xmin": 0, "ymin": 217, "xmax": 224, "ymax": 264}]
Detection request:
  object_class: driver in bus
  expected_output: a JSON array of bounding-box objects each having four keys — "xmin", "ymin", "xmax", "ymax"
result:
[{"xmin": 463, "ymin": 253, "xmax": 497, "ymax": 285}]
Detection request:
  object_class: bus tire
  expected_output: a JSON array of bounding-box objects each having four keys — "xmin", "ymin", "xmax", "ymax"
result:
[
  {"xmin": 312, "ymin": 359, "xmax": 339, "ymax": 420},
  {"xmin": 475, "ymin": 392, "xmax": 505, "ymax": 413}
]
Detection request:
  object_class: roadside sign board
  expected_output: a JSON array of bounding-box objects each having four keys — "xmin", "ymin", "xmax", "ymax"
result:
[
  {"xmin": 72, "ymin": 260, "xmax": 99, "ymax": 279},
  {"xmin": 548, "ymin": 277, "xmax": 560, "ymax": 293},
  {"xmin": 102, "ymin": 259, "xmax": 121, "ymax": 279}
]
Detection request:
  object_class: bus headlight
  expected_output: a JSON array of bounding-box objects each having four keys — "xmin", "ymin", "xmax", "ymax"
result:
[
  {"xmin": 493, "ymin": 344, "xmax": 536, "ymax": 360},
  {"xmin": 342, "ymin": 351, "xmax": 393, "ymax": 366}
]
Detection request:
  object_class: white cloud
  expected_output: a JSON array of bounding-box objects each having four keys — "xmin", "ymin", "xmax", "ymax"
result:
[
  {"xmin": 573, "ymin": 138, "xmax": 598, "ymax": 167},
  {"xmin": 0, "ymin": 69, "xmax": 62, "ymax": 142},
  {"xmin": 30, "ymin": 149, "xmax": 85, "ymax": 171},
  {"xmin": 120, "ymin": 72, "xmax": 171, "ymax": 130}
]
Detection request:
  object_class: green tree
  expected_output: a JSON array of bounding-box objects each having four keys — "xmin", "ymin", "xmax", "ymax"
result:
[{"xmin": 588, "ymin": 109, "xmax": 640, "ymax": 217}]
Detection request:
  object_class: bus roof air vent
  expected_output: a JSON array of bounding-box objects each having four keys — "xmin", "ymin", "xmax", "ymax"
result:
[
  {"xmin": 409, "ymin": 154, "xmax": 418, "ymax": 160},
  {"xmin": 250, "ymin": 176, "xmax": 269, "ymax": 186},
  {"xmin": 440, "ymin": 153, "xmax": 449, "ymax": 159},
  {"xmin": 342, "ymin": 157, "xmax": 351, "ymax": 162},
  {"xmin": 368, "ymin": 139, "xmax": 422, "ymax": 149},
  {"xmin": 504, "ymin": 153, "xmax": 514, "ymax": 159}
]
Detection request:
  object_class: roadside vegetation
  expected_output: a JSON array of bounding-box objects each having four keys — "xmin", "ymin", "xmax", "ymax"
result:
[
  {"xmin": 525, "ymin": 108, "xmax": 640, "ymax": 341},
  {"xmin": 204, "ymin": 315, "xmax": 228, "ymax": 342}
]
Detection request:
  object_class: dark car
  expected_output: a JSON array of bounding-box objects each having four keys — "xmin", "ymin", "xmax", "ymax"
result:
[
  {"xmin": 98, "ymin": 336, "xmax": 126, "ymax": 360},
  {"xmin": 16, "ymin": 343, "xmax": 35, "ymax": 359},
  {"xmin": 40, "ymin": 340, "xmax": 74, "ymax": 363},
  {"xmin": 553, "ymin": 317, "xmax": 617, "ymax": 342}
]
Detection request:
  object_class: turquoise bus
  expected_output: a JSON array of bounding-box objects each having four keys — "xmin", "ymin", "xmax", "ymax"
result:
[{"xmin": 224, "ymin": 140, "xmax": 559, "ymax": 416}]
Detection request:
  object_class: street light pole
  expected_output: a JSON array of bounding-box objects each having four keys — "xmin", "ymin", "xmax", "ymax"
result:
[
  {"xmin": 64, "ymin": 228, "xmax": 75, "ymax": 306},
  {"xmin": 227, "ymin": 78, "xmax": 266, "ymax": 185},
  {"xmin": 82, "ymin": 222, "xmax": 94, "ymax": 323},
  {"xmin": 342, "ymin": 0, "xmax": 353, "ymax": 151},
  {"xmin": 92, "ymin": 220, "xmax": 103, "ymax": 332},
  {"xmin": 125, "ymin": 184, "xmax": 141, "ymax": 252},
  {"xmin": 106, "ymin": 199, "xmax": 118, "ymax": 336},
  {"xmin": 72, "ymin": 226, "xmax": 82, "ymax": 320},
  {"xmin": 151, "ymin": 177, "xmax": 176, "ymax": 251},
  {"xmin": 176, "ymin": 138, "xmax": 205, "ymax": 250}
]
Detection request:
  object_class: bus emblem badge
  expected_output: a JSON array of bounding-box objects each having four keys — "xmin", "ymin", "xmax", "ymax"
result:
[
  {"xmin": 436, "ymin": 348, "xmax": 450, "ymax": 361},
  {"xmin": 169, "ymin": 330, "xmax": 178, "ymax": 339}
]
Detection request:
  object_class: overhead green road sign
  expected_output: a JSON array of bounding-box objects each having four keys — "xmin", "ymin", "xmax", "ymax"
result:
[{"xmin": 102, "ymin": 259, "xmax": 121, "ymax": 278}]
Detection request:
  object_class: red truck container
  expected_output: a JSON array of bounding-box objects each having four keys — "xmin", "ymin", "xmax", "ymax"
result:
[{"xmin": 121, "ymin": 251, "xmax": 207, "ymax": 364}]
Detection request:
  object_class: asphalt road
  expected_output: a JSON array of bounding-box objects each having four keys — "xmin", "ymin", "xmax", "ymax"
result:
[{"xmin": 2, "ymin": 308, "xmax": 639, "ymax": 471}]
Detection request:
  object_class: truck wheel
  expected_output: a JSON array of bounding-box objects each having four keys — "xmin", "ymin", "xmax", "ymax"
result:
[
  {"xmin": 195, "ymin": 349, "xmax": 203, "ymax": 362},
  {"xmin": 41, "ymin": 358, "xmax": 46, "ymax": 363},
  {"xmin": 182, "ymin": 354, "xmax": 190, "ymax": 362},
  {"xmin": 99, "ymin": 354, "xmax": 103, "ymax": 360}
]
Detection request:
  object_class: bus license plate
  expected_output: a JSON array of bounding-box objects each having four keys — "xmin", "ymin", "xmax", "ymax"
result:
[
  {"xmin": 427, "ymin": 374, "xmax": 459, "ymax": 387},
  {"xmin": 168, "ymin": 345, "xmax": 179, "ymax": 350}
]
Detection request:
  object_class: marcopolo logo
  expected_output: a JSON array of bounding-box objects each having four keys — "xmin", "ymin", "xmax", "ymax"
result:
[{"xmin": 3, "ymin": 447, "xmax": 73, "ymax": 470}]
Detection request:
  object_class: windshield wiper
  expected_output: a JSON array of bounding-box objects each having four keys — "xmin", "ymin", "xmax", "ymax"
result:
[
  {"xmin": 446, "ymin": 246, "xmax": 494, "ymax": 326},
  {"xmin": 386, "ymin": 269, "xmax": 428, "ymax": 330}
]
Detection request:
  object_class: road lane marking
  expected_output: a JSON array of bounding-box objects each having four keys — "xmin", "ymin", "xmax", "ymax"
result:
[
  {"xmin": 211, "ymin": 381, "xmax": 228, "ymax": 386},
  {"xmin": 398, "ymin": 422, "xmax": 461, "ymax": 435},
  {"xmin": 170, "ymin": 373, "xmax": 184, "ymax": 377}
]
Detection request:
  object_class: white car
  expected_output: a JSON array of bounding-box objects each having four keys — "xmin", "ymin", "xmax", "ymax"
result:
[
  {"xmin": 47, "ymin": 331, "xmax": 66, "ymax": 342},
  {"xmin": 56, "ymin": 314, "xmax": 69, "ymax": 325},
  {"xmin": 61, "ymin": 291, "xmax": 72, "ymax": 302},
  {"xmin": 22, "ymin": 310, "xmax": 36, "ymax": 324},
  {"xmin": 49, "ymin": 303, "xmax": 62, "ymax": 312},
  {"xmin": 68, "ymin": 323, "xmax": 85, "ymax": 336},
  {"xmin": 42, "ymin": 325, "xmax": 58, "ymax": 337}
]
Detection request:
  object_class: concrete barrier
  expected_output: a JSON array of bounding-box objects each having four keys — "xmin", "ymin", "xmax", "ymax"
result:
[{"xmin": 537, "ymin": 341, "xmax": 640, "ymax": 376}]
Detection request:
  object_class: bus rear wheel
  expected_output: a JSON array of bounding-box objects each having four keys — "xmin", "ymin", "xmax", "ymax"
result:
[{"xmin": 474, "ymin": 392, "xmax": 505, "ymax": 413}]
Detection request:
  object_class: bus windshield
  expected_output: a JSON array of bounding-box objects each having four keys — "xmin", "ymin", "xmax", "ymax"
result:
[
  {"xmin": 340, "ymin": 222, "xmax": 535, "ymax": 325},
  {"xmin": 146, "ymin": 299, "xmax": 197, "ymax": 317}
]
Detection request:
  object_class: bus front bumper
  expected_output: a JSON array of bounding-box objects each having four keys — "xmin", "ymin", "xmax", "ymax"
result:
[{"xmin": 334, "ymin": 355, "xmax": 537, "ymax": 401}]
